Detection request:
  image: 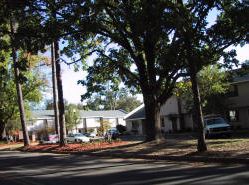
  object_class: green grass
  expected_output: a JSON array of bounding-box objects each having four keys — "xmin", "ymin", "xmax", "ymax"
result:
[{"xmin": 0, "ymin": 141, "xmax": 7, "ymax": 145}]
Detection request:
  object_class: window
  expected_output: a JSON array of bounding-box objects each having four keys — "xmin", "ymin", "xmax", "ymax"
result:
[
  {"xmin": 228, "ymin": 85, "xmax": 238, "ymax": 97},
  {"xmin": 131, "ymin": 121, "xmax": 139, "ymax": 134},
  {"xmin": 131, "ymin": 121, "xmax": 139, "ymax": 130},
  {"xmin": 228, "ymin": 110, "xmax": 239, "ymax": 121},
  {"xmin": 161, "ymin": 117, "xmax": 165, "ymax": 127}
]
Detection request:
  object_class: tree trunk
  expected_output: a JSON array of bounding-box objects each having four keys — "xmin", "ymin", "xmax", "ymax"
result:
[
  {"xmin": 10, "ymin": 18, "xmax": 30, "ymax": 147},
  {"xmin": 144, "ymin": 94, "xmax": 163, "ymax": 143},
  {"xmin": 0, "ymin": 121, "xmax": 5, "ymax": 140},
  {"xmin": 51, "ymin": 42, "xmax": 60, "ymax": 136},
  {"xmin": 190, "ymin": 69, "xmax": 207, "ymax": 152},
  {"xmin": 54, "ymin": 40, "xmax": 67, "ymax": 146}
]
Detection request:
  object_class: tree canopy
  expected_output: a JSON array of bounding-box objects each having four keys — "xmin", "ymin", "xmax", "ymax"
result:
[{"xmin": 176, "ymin": 64, "xmax": 229, "ymax": 115}]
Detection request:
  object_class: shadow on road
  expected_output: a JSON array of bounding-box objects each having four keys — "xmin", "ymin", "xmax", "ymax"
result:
[{"xmin": 0, "ymin": 151, "xmax": 249, "ymax": 185}]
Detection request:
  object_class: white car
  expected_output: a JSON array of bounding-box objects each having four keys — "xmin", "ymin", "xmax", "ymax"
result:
[
  {"xmin": 66, "ymin": 133, "xmax": 90, "ymax": 143},
  {"xmin": 204, "ymin": 116, "xmax": 232, "ymax": 137}
]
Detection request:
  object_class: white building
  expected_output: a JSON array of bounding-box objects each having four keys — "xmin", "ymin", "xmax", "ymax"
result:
[
  {"xmin": 125, "ymin": 70, "xmax": 249, "ymax": 136},
  {"xmin": 125, "ymin": 96, "xmax": 193, "ymax": 135},
  {"xmin": 28, "ymin": 110, "xmax": 127, "ymax": 138}
]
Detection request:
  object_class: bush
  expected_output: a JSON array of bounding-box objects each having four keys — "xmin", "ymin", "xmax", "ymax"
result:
[
  {"xmin": 116, "ymin": 124, "xmax": 126, "ymax": 134},
  {"xmin": 122, "ymin": 131, "xmax": 131, "ymax": 135}
]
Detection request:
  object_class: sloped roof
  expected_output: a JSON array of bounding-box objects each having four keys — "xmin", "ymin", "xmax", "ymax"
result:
[
  {"xmin": 232, "ymin": 74, "xmax": 249, "ymax": 84},
  {"xmin": 125, "ymin": 105, "xmax": 145, "ymax": 120},
  {"xmin": 31, "ymin": 110, "xmax": 55, "ymax": 119},
  {"xmin": 228, "ymin": 67, "xmax": 249, "ymax": 84},
  {"xmin": 31, "ymin": 109, "xmax": 127, "ymax": 119},
  {"xmin": 79, "ymin": 110, "xmax": 127, "ymax": 118}
]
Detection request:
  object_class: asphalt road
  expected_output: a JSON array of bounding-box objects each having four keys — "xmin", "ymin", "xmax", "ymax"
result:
[{"xmin": 0, "ymin": 151, "xmax": 249, "ymax": 185}]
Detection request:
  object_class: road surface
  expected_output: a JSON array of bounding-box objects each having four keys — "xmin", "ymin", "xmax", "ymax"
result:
[{"xmin": 0, "ymin": 151, "xmax": 249, "ymax": 185}]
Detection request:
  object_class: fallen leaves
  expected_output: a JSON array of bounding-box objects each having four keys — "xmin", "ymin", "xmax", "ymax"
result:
[{"xmin": 22, "ymin": 141, "xmax": 129, "ymax": 153}]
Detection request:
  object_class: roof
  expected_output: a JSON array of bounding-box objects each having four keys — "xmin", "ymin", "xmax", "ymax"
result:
[
  {"xmin": 31, "ymin": 109, "xmax": 127, "ymax": 119},
  {"xmin": 31, "ymin": 110, "xmax": 55, "ymax": 119},
  {"xmin": 229, "ymin": 68, "xmax": 249, "ymax": 84},
  {"xmin": 79, "ymin": 110, "xmax": 127, "ymax": 118},
  {"xmin": 232, "ymin": 74, "xmax": 249, "ymax": 84},
  {"xmin": 125, "ymin": 105, "xmax": 145, "ymax": 121}
]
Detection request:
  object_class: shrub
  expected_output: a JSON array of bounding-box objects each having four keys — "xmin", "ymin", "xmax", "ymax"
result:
[{"xmin": 116, "ymin": 124, "xmax": 126, "ymax": 134}]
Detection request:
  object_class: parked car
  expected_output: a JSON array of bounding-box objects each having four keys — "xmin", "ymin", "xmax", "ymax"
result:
[
  {"xmin": 84, "ymin": 132, "xmax": 97, "ymax": 138},
  {"xmin": 105, "ymin": 128, "xmax": 120, "ymax": 140},
  {"xmin": 66, "ymin": 133, "xmax": 90, "ymax": 143},
  {"xmin": 40, "ymin": 134, "xmax": 59, "ymax": 144},
  {"xmin": 204, "ymin": 115, "xmax": 232, "ymax": 137}
]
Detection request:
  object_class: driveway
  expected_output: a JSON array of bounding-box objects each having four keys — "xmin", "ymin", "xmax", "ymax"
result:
[{"xmin": 0, "ymin": 151, "xmax": 249, "ymax": 185}]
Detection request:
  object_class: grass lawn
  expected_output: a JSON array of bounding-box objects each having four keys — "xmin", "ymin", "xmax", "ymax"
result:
[{"xmin": 91, "ymin": 136, "xmax": 249, "ymax": 159}]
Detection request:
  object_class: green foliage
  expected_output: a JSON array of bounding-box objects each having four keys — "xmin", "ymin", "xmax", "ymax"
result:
[
  {"xmin": 176, "ymin": 65, "xmax": 229, "ymax": 114},
  {"xmin": 1, "ymin": 0, "xmax": 247, "ymax": 142},
  {"xmin": 0, "ymin": 48, "xmax": 47, "ymax": 136},
  {"xmin": 97, "ymin": 120, "xmax": 111, "ymax": 136},
  {"xmin": 65, "ymin": 105, "xmax": 80, "ymax": 132},
  {"xmin": 5, "ymin": 119, "xmax": 21, "ymax": 136},
  {"xmin": 85, "ymin": 86, "xmax": 141, "ymax": 112},
  {"xmin": 116, "ymin": 124, "xmax": 126, "ymax": 134},
  {"xmin": 116, "ymin": 96, "xmax": 142, "ymax": 112}
]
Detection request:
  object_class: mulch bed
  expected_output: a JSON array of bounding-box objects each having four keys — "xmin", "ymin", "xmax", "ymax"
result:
[{"xmin": 21, "ymin": 141, "xmax": 129, "ymax": 153}]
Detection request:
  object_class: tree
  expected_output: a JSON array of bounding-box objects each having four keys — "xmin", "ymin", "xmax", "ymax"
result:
[
  {"xmin": 85, "ymin": 95, "xmax": 103, "ymax": 111},
  {"xmin": 0, "ymin": 50, "xmax": 47, "ymax": 140},
  {"xmin": 0, "ymin": 0, "xmax": 48, "ymax": 146},
  {"xmin": 176, "ymin": 65, "xmax": 229, "ymax": 115},
  {"xmin": 21, "ymin": 0, "xmax": 72, "ymax": 146},
  {"xmin": 64, "ymin": 1, "xmax": 186, "ymax": 142},
  {"xmin": 65, "ymin": 105, "xmax": 80, "ymax": 133},
  {"xmin": 51, "ymin": 42, "xmax": 59, "ymax": 136},
  {"xmin": 170, "ymin": 1, "xmax": 249, "ymax": 152},
  {"xmin": 84, "ymin": 85, "xmax": 141, "ymax": 112},
  {"xmin": 97, "ymin": 119, "xmax": 111, "ymax": 136},
  {"xmin": 116, "ymin": 96, "xmax": 141, "ymax": 112}
]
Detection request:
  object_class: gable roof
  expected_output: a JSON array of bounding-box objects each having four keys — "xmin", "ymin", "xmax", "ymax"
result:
[
  {"xmin": 79, "ymin": 110, "xmax": 127, "ymax": 118},
  {"xmin": 31, "ymin": 109, "xmax": 127, "ymax": 119},
  {"xmin": 231, "ymin": 74, "xmax": 249, "ymax": 84},
  {"xmin": 125, "ymin": 104, "xmax": 145, "ymax": 121}
]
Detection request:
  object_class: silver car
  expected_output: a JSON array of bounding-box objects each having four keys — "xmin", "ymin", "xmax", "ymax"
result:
[
  {"xmin": 204, "ymin": 116, "xmax": 232, "ymax": 137},
  {"xmin": 66, "ymin": 133, "xmax": 90, "ymax": 143}
]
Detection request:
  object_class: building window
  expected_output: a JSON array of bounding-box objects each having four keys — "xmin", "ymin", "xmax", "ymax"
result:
[
  {"xmin": 132, "ymin": 121, "xmax": 139, "ymax": 130},
  {"xmin": 161, "ymin": 117, "xmax": 165, "ymax": 127},
  {"xmin": 228, "ymin": 110, "xmax": 239, "ymax": 121},
  {"xmin": 228, "ymin": 85, "xmax": 238, "ymax": 97},
  {"xmin": 131, "ymin": 121, "xmax": 139, "ymax": 134}
]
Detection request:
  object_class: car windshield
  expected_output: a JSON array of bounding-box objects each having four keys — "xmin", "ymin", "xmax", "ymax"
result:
[{"xmin": 205, "ymin": 118, "xmax": 226, "ymax": 126}]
